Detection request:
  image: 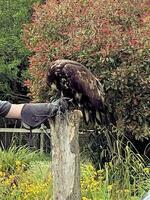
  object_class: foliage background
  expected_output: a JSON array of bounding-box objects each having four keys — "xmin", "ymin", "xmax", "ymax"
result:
[
  {"xmin": 0, "ymin": 0, "xmax": 43, "ymax": 102},
  {"xmin": 0, "ymin": 1, "xmax": 149, "ymax": 199},
  {"xmin": 23, "ymin": 0, "xmax": 150, "ymax": 139}
]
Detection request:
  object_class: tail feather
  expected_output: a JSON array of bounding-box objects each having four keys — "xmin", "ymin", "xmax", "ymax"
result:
[
  {"xmin": 95, "ymin": 104, "xmax": 116, "ymax": 126},
  {"xmin": 82, "ymin": 105, "xmax": 116, "ymax": 126},
  {"xmin": 83, "ymin": 108, "xmax": 90, "ymax": 124},
  {"xmin": 96, "ymin": 111, "xmax": 101, "ymax": 122}
]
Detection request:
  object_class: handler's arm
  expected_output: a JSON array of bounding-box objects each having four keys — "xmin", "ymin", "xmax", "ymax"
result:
[
  {"xmin": 5, "ymin": 104, "xmax": 24, "ymax": 119},
  {"xmin": 0, "ymin": 99, "xmax": 68, "ymax": 129},
  {"xmin": 0, "ymin": 100, "xmax": 24, "ymax": 119}
]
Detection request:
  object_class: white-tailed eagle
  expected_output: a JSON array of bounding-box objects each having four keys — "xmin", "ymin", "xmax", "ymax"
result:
[{"xmin": 47, "ymin": 59, "xmax": 115, "ymax": 125}]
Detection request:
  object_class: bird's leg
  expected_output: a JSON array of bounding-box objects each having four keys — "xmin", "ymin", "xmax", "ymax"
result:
[
  {"xmin": 60, "ymin": 91, "xmax": 63, "ymax": 98},
  {"xmin": 55, "ymin": 96, "xmax": 69, "ymax": 115},
  {"xmin": 49, "ymin": 91, "xmax": 61, "ymax": 102},
  {"xmin": 55, "ymin": 96, "xmax": 74, "ymax": 125}
]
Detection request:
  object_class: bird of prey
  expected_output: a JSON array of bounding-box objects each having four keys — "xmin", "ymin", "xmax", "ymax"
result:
[{"xmin": 47, "ymin": 59, "xmax": 115, "ymax": 125}]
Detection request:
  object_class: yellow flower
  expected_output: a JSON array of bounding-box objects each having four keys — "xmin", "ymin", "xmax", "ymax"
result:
[
  {"xmin": 107, "ymin": 184, "xmax": 113, "ymax": 191},
  {"xmin": 4, "ymin": 179, "xmax": 10, "ymax": 186},
  {"xmin": 0, "ymin": 171, "xmax": 4, "ymax": 177},
  {"xmin": 143, "ymin": 168, "xmax": 150, "ymax": 174},
  {"xmin": 12, "ymin": 184, "xmax": 17, "ymax": 189},
  {"xmin": 124, "ymin": 189, "xmax": 130, "ymax": 193},
  {"xmin": 15, "ymin": 160, "xmax": 22, "ymax": 166},
  {"xmin": 82, "ymin": 197, "xmax": 91, "ymax": 200}
]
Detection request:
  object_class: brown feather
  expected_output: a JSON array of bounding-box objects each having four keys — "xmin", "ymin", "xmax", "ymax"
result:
[{"xmin": 47, "ymin": 59, "xmax": 115, "ymax": 125}]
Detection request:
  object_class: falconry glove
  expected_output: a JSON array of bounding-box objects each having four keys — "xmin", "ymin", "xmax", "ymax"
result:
[{"xmin": 21, "ymin": 98, "xmax": 68, "ymax": 129}]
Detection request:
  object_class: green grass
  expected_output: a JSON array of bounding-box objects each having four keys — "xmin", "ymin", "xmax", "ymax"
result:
[
  {"xmin": 0, "ymin": 145, "xmax": 45, "ymax": 173},
  {"xmin": 0, "ymin": 145, "xmax": 149, "ymax": 200}
]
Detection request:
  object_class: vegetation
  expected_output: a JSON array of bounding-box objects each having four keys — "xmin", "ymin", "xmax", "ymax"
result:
[
  {"xmin": 0, "ymin": 145, "xmax": 149, "ymax": 200},
  {"xmin": 0, "ymin": 145, "xmax": 40, "ymax": 173},
  {"xmin": 0, "ymin": 0, "xmax": 41, "ymax": 102},
  {"xmin": 0, "ymin": 1, "xmax": 149, "ymax": 199},
  {"xmin": 23, "ymin": 0, "xmax": 150, "ymax": 139},
  {"xmin": 0, "ymin": 146, "xmax": 51, "ymax": 200}
]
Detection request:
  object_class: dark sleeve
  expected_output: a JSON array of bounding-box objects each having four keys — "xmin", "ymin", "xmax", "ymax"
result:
[{"xmin": 0, "ymin": 100, "xmax": 12, "ymax": 117}]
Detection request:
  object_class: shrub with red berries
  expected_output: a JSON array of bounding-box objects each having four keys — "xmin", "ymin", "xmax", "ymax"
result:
[{"xmin": 23, "ymin": 0, "xmax": 150, "ymax": 138}]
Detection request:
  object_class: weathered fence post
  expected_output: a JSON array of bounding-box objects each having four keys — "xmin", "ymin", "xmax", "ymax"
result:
[{"xmin": 49, "ymin": 110, "xmax": 82, "ymax": 200}]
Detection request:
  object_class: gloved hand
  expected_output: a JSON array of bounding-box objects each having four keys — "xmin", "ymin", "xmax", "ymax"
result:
[
  {"xmin": 21, "ymin": 98, "xmax": 69, "ymax": 129},
  {"xmin": 50, "ymin": 97, "xmax": 69, "ymax": 114}
]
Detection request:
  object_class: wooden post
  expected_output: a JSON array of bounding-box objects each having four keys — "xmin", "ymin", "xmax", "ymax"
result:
[{"xmin": 49, "ymin": 110, "xmax": 82, "ymax": 200}]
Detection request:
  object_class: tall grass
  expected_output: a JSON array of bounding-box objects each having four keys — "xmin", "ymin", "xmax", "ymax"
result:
[
  {"xmin": 0, "ymin": 142, "xmax": 149, "ymax": 200},
  {"xmin": 0, "ymin": 145, "xmax": 42, "ymax": 173},
  {"xmin": 81, "ymin": 136, "xmax": 150, "ymax": 200},
  {"xmin": 0, "ymin": 145, "xmax": 50, "ymax": 200}
]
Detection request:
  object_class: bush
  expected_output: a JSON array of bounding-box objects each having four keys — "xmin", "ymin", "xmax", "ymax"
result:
[
  {"xmin": 23, "ymin": 0, "xmax": 150, "ymax": 138},
  {"xmin": 0, "ymin": 0, "xmax": 41, "ymax": 102}
]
